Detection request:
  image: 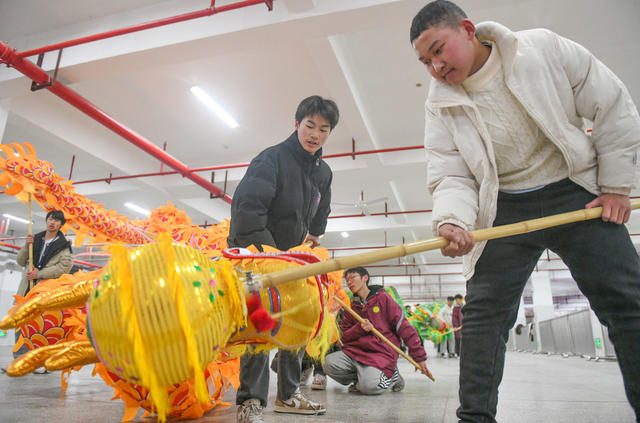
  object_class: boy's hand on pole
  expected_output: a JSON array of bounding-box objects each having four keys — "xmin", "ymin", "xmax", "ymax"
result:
[
  {"xmin": 586, "ymin": 193, "xmax": 631, "ymax": 224},
  {"xmin": 416, "ymin": 360, "xmax": 432, "ymax": 379},
  {"xmin": 438, "ymin": 223, "xmax": 474, "ymax": 257},
  {"xmin": 360, "ymin": 319, "xmax": 374, "ymax": 332}
]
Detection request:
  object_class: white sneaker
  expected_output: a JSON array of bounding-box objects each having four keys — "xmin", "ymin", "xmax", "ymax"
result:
[
  {"xmin": 237, "ymin": 399, "xmax": 264, "ymax": 423},
  {"xmin": 274, "ymin": 390, "xmax": 326, "ymax": 415},
  {"xmin": 311, "ymin": 373, "xmax": 327, "ymax": 390}
]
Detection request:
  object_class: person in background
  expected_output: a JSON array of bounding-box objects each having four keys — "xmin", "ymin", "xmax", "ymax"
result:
[
  {"xmin": 438, "ymin": 296, "xmax": 455, "ymax": 357},
  {"xmin": 324, "ymin": 267, "xmax": 428, "ymax": 394},
  {"xmin": 13, "ymin": 210, "xmax": 72, "ymax": 365},
  {"xmin": 452, "ymin": 294, "xmax": 464, "ymax": 357}
]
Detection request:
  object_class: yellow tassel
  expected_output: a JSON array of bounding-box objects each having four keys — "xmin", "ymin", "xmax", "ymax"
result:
[
  {"xmin": 157, "ymin": 233, "xmax": 208, "ymax": 405},
  {"xmin": 111, "ymin": 244, "xmax": 169, "ymax": 421},
  {"xmin": 306, "ymin": 306, "xmax": 340, "ymax": 361},
  {"xmin": 216, "ymin": 259, "xmax": 246, "ymax": 329}
]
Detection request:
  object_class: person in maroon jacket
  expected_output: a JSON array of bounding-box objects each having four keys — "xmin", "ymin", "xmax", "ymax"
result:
[
  {"xmin": 452, "ymin": 294, "xmax": 464, "ymax": 357},
  {"xmin": 324, "ymin": 267, "xmax": 428, "ymax": 394}
]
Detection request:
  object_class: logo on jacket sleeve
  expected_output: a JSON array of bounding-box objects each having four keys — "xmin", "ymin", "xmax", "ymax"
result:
[{"xmin": 372, "ymin": 306, "xmax": 380, "ymax": 313}]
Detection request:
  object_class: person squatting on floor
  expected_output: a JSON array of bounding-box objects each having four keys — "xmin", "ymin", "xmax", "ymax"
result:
[
  {"xmin": 227, "ymin": 95, "xmax": 339, "ymax": 423},
  {"xmin": 410, "ymin": 1, "xmax": 640, "ymax": 422},
  {"xmin": 324, "ymin": 267, "xmax": 428, "ymax": 395}
]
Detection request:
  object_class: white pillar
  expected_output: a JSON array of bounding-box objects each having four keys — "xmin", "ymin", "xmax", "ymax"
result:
[
  {"xmin": 511, "ymin": 296, "xmax": 527, "ymax": 349},
  {"xmin": 0, "ymin": 98, "xmax": 11, "ymax": 140},
  {"xmin": 531, "ymin": 271, "xmax": 554, "ymax": 352},
  {"xmin": 516, "ymin": 296, "xmax": 527, "ymax": 325},
  {"xmin": 0, "ymin": 98, "xmax": 16, "ymax": 347},
  {"xmin": 0, "ymin": 258, "xmax": 22, "ymax": 346},
  {"xmin": 589, "ymin": 309, "xmax": 607, "ymax": 358}
]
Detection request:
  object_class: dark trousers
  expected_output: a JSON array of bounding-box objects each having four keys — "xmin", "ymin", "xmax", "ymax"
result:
[
  {"xmin": 457, "ymin": 180, "xmax": 640, "ymax": 422},
  {"xmin": 236, "ymin": 348, "xmax": 303, "ymax": 407},
  {"xmin": 13, "ymin": 329, "xmax": 29, "ymax": 359}
]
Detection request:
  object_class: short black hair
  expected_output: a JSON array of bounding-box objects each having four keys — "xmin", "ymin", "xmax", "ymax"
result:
[
  {"xmin": 410, "ymin": 0, "xmax": 467, "ymax": 44},
  {"xmin": 447, "ymin": 296, "xmax": 455, "ymax": 301},
  {"xmin": 454, "ymin": 294, "xmax": 463, "ymax": 300},
  {"xmin": 295, "ymin": 95, "xmax": 340, "ymax": 131},
  {"xmin": 344, "ymin": 266, "xmax": 370, "ymax": 284},
  {"xmin": 46, "ymin": 210, "xmax": 66, "ymax": 225}
]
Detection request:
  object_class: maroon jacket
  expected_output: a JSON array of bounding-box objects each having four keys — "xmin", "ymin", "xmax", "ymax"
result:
[
  {"xmin": 341, "ymin": 286, "xmax": 427, "ymax": 378},
  {"xmin": 452, "ymin": 305, "xmax": 463, "ymax": 339}
]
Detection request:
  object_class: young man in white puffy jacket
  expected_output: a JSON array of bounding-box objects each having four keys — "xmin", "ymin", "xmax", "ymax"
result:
[{"xmin": 410, "ymin": 1, "xmax": 640, "ymax": 422}]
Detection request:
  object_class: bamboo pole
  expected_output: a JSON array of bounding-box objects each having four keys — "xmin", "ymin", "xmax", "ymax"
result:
[
  {"xmin": 255, "ymin": 199, "xmax": 640, "ymax": 289},
  {"xmin": 441, "ymin": 326, "xmax": 462, "ymax": 337},
  {"xmin": 27, "ymin": 193, "xmax": 34, "ymax": 290},
  {"xmin": 333, "ymin": 296, "xmax": 435, "ymax": 381}
]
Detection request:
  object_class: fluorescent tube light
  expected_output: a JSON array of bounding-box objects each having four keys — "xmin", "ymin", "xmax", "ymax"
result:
[
  {"xmin": 190, "ymin": 86, "xmax": 239, "ymax": 129},
  {"xmin": 124, "ymin": 202, "xmax": 151, "ymax": 216},
  {"xmin": 2, "ymin": 214, "xmax": 30, "ymax": 224}
]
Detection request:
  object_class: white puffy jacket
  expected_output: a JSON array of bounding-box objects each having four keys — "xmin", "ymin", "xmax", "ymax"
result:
[{"xmin": 424, "ymin": 22, "xmax": 640, "ymax": 279}]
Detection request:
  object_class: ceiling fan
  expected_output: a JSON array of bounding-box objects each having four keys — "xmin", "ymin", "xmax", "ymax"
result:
[{"xmin": 331, "ymin": 191, "xmax": 388, "ymax": 216}]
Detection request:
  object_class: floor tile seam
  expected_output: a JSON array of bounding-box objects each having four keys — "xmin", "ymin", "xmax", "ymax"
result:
[
  {"xmin": 499, "ymin": 398, "xmax": 629, "ymax": 404},
  {"xmin": 441, "ymin": 395, "xmax": 450, "ymax": 423}
]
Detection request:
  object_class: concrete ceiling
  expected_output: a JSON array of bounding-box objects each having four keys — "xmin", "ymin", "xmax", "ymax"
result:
[{"xmin": 1, "ymin": 0, "xmax": 639, "ymax": 303}]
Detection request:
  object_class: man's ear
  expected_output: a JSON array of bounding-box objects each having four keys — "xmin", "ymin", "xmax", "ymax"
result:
[
  {"xmin": 295, "ymin": 120, "xmax": 300, "ymax": 130},
  {"xmin": 363, "ymin": 275, "xmax": 369, "ymax": 285},
  {"xmin": 460, "ymin": 19, "xmax": 476, "ymax": 40}
]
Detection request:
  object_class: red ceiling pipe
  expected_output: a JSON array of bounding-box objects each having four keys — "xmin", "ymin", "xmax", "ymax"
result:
[
  {"xmin": 374, "ymin": 267, "xmax": 578, "ymax": 279},
  {"xmin": 0, "ymin": 42, "xmax": 232, "ymax": 203},
  {"xmin": 71, "ymin": 259, "xmax": 103, "ymax": 269},
  {"xmin": 382, "ymin": 280, "xmax": 466, "ymax": 285},
  {"xmin": 0, "ymin": 243, "xmax": 20, "ymax": 249},
  {"xmin": 73, "ymin": 145, "xmax": 424, "ymax": 185},
  {"xmin": 323, "ymin": 145, "xmax": 423, "ymax": 160},
  {"xmin": 0, "ymin": 242, "xmax": 101, "ymax": 268},
  {"xmin": 364, "ymin": 264, "xmax": 421, "ymax": 267},
  {"xmin": 327, "ymin": 198, "xmax": 640, "ymax": 220},
  {"xmin": 74, "ymin": 170, "xmax": 199, "ymax": 185},
  {"xmin": 196, "ymin": 208, "xmax": 433, "ymax": 227},
  {"xmin": 372, "ymin": 272, "xmax": 463, "ymax": 277},
  {"xmin": 328, "ymin": 245, "xmax": 393, "ymax": 251},
  {"xmin": 17, "ymin": 0, "xmax": 272, "ymax": 58},
  {"xmin": 74, "ymin": 162, "xmax": 251, "ymax": 185},
  {"xmin": 328, "ymin": 209, "xmax": 432, "ymax": 219}
]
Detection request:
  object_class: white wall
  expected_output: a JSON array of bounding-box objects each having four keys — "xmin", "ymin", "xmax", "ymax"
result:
[{"xmin": 0, "ymin": 252, "xmax": 23, "ymax": 346}]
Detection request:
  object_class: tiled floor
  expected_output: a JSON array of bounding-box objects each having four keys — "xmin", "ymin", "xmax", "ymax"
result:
[{"xmin": 0, "ymin": 345, "xmax": 635, "ymax": 422}]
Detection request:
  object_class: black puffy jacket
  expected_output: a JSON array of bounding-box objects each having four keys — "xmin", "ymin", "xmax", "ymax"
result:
[{"xmin": 228, "ymin": 132, "xmax": 332, "ymax": 251}]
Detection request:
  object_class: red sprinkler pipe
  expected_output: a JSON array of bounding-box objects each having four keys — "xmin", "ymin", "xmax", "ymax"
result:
[
  {"xmin": 328, "ymin": 209, "xmax": 432, "ymax": 219},
  {"xmin": 74, "ymin": 162, "xmax": 251, "ymax": 185},
  {"xmin": 0, "ymin": 242, "xmax": 101, "ymax": 268},
  {"xmin": 322, "ymin": 145, "xmax": 423, "ymax": 160},
  {"xmin": 73, "ymin": 145, "xmax": 424, "ymax": 185},
  {"xmin": 0, "ymin": 42, "xmax": 232, "ymax": 203},
  {"xmin": 17, "ymin": 0, "xmax": 272, "ymax": 58}
]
